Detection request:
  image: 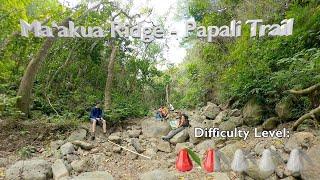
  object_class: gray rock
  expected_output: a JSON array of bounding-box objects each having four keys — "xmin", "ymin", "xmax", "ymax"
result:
[
  {"xmin": 145, "ymin": 148, "xmax": 157, "ymax": 158},
  {"xmin": 0, "ymin": 157, "xmax": 8, "ymax": 167},
  {"xmin": 254, "ymin": 141, "xmax": 267, "ymax": 155},
  {"xmin": 228, "ymin": 109, "xmax": 241, "ymax": 117},
  {"xmin": 188, "ymin": 121, "xmax": 205, "ymax": 144},
  {"xmin": 302, "ymin": 144, "xmax": 320, "ymax": 180},
  {"xmin": 169, "ymin": 128, "xmax": 189, "ymax": 144},
  {"xmin": 246, "ymin": 160, "xmax": 273, "ymax": 180},
  {"xmin": 157, "ymin": 140, "xmax": 171, "ymax": 153},
  {"xmin": 67, "ymin": 129, "xmax": 87, "ymax": 142},
  {"xmin": 190, "ymin": 114, "xmax": 206, "ymax": 123},
  {"xmin": 66, "ymin": 154, "xmax": 79, "ymax": 163},
  {"xmin": 195, "ymin": 140, "xmax": 216, "ymax": 155},
  {"xmin": 52, "ymin": 159, "xmax": 69, "ymax": 180},
  {"xmin": 131, "ymin": 138, "xmax": 144, "ymax": 153},
  {"xmin": 60, "ymin": 142, "xmax": 75, "ymax": 155},
  {"xmin": 219, "ymin": 120, "xmax": 237, "ymax": 131},
  {"xmin": 128, "ymin": 129, "xmax": 141, "ymax": 138},
  {"xmin": 139, "ymin": 169, "xmax": 175, "ymax": 180},
  {"xmin": 275, "ymin": 98, "xmax": 294, "ymax": 120},
  {"xmin": 175, "ymin": 142, "xmax": 194, "ymax": 153},
  {"xmin": 108, "ymin": 134, "xmax": 121, "ymax": 143},
  {"xmin": 5, "ymin": 159, "xmax": 52, "ymax": 180},
  {"xmin": 202, "ymin": 102, "xmax": 221, "ymax": 119},
  {"xmin": 112, "ymin": 146, "xmax": 122, "ymax": 153},
  {"xmin": 284, "ymin": 132, "xmax": 314, "ymax": 152},
  {"xmin": 220, "ymin": 141, "xmax": 243, "ymax": 161},
  {"xmin": 262, "ymin": 117, "xmax": 279, "ymax": 130},
  {"xmin": 202, "ymin": 119, "xmax": 214, "ymax": 128},
  {"xmin": 243, "ymin": 98, "xmax": 263, "ymax": 126},
  {"xmin": 50, "ymin": 140, "xmax": 65, "ymax": 150},
  {"xmin": 71, "ymin": 159, "xmax": 88, "ymax": 173},
  {"xmin": 72, "ymin": 140, "xmax": 93, "ymax": 150},
  {"xmin": 141, "ymin": 120, "xmax": 171, "ymax": 138},
  {"xmin": 214, "ymin": 110, "xmax": 229, "ymax": 124},
  {"xmin": 74, "ymin": 171, "xmax": 113, "ymax": 180}
]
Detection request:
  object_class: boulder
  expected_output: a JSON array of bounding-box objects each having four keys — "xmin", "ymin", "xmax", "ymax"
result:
[
  {"xmin": 219, "ymin": 121, "xmax": 236, "ymax": 131},
  {"xmin": 195, "ymin": 139, "xmax": 216, "ymax": 154},
  {"xmin": 67, "ymin": 129, "xmax": 87, "ymax": 142},
  {"xmin": 5, "ymin": 159, "xmax": 52, "ymax": 180},
  {"xmin": 112, "ymin": 146, "xmax": 122, "ymax": 153},
  {"xmin": 131, "ymin": 138, "xmax": 144, "ymax": 153},
  {"xmin": 275, "ymin": 98, "xmax": 293, "ymax": 120},
  {"xmin": 190, "ymin": 114, "xmax": 206, "ymax": 123},
  {"xmin": 243, "ymin": 98, "xmax": 263, "ymax": 126},
  {"xmin": 139, "ymin": 169, "xmax": 175, "ymax": 180},
  {"xmin": 74, "ymin": 171, "xmax": 113, "ymax": 180},
  {"xmin": 214, "ymin": 110, "xmax": 229, "ymax": 124},
  {"xmin": 71, "ymin": 159, "xmax": 88, "ymax": 173},
  {"xmin": 202, "ymin": 119, "xmax": 214, "ymax": 128},
  {"xmin": 0, "ymin": 157, "xmax": 8, "ymax": 167},
  {"xmin": 220, "ymin": 141, "xmax": 243, "ymax": 161},
  {"xmin": 52, "ymin": 159, "xmax": 69, "ymax": 180},
  {"xmin": 170, "ymin": 129, "xmax": 189, "ymax": 144},
  {"xmin": 228, "ymin": 109, "xmax": 241, "ymax": 117},
  {"xmin": 188, "ymin": 121, "xmax": 205, "ymax": 144},
  {"xmin": 50, "ymin": 140, "xmax": 65, "ymax": 150},
  {"xmin": 108, "ymin": 134, "xmax": 121, "ymax": 143},
  {"xmin": 202, "ymin": 102, "xmax": 221, "ymax": 119},
  {"xmin": 72, "ymin": 140, "xmax": 93, "ymax": 150},
  {"xmin": 66, "ymin": 154, "xmax": 79, "ymax": 163},
  {"xmin": 128, "ymin": 129, "xmax": 141, "ymax": 138},
  {"xmin": 245, "ymin": 160, "xmax": 273, "ymax": 180},
  {"xmin": 262, "ymin": 117, "xmax": 279, "ymax": 130},
  {"xmin": 302, "ymin": 144, "xmax": 320, "ymax": 180},
  {"xmin": 142, "ymin": 120, "xmax": 171, "ymax": 138},
  {"xmin": 60, "ymin": 142, "xmax": 75, "ymax": 155},
  {"xmin": 284, "ymin": 132, "xmax": 315, "ymax": 152},
  {"xmin": 157, "ymin": 140, "xmax": 171, "ymax": 153},
  {"xmin": 145, "ymin": 148, "xmax": 157, "ymax": 158}
]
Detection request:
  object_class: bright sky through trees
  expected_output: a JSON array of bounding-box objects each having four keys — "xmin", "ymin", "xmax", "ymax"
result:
[{"xmin": 58, "ymin": 0, "xmax": 187, "ymax": 68}]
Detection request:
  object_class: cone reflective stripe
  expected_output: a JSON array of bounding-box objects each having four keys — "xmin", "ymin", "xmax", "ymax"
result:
[
  {"xmin": 286, "ymin": 149, "xmax": 303, "ymax": 173},
  {"xmin": 231, "ymin": 149, "xmax": 248, "ymax": 172},
  {"xmin": 176, "ymin": 148, "xmax": 193, "ymax": 172},
  {"xmin": 259, "ymin": 149, "xmax": 275, "ymax": 173},
  {"xmin": 202, "ymin": 149, "xmax": 222, "ymax": 172}
]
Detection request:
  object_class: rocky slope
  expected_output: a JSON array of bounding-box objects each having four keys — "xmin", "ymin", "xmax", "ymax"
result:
[{"xmin": 1, "ymin": 102, "xmax": 320, "ymax": 180}]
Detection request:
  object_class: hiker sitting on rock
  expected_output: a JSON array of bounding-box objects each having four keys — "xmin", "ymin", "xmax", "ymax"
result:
[
  {"xmin": 162, "ymin": 112, "xmax": 189, "ymax": 141},
  {"xmin": 156, "ymin": 106, "xmax": 169, "ymax": 121},
  {"xmin": 90, "ymin": 102, "xmax": 107, "ymax": 139}
]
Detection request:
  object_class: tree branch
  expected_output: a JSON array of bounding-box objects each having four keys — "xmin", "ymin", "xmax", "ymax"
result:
[
  {"xmin": 292, "ymin": 105, "xmax": 320, "ymax": 131},
  {"xmin": 287, "ymin": 83, "xmax": 320, "ymax": 96}
]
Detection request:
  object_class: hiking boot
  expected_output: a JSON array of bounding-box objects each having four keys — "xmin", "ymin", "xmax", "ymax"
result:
[{"xmin": 162, "ymin": 136, "xmax": 169, "ymax": 141}]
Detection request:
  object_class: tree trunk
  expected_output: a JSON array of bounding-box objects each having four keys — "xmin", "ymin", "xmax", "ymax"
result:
[
  {"xmin": 16, "ymin": 18, "xmax": 71, "ymax": 115},
  {"xmin": 16, "ymin": 38, "xmax": 55, "ymax": 115},
  {"xmin": 104, "ymin": 45, "xmax": 118, "ymax": 110},
  {"xmin": 165, "ymin": 84, "xmax": 170, "ymax": 105}
]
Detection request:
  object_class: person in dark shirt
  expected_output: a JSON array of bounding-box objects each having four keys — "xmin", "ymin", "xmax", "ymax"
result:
[{"xmin": 90, "ymin": 102, "xmax": 106, "ymax": 139}]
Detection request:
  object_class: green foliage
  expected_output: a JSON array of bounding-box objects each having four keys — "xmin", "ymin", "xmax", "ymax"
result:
[
  {"xmin": 170, "ymin": 0, "xmax": 320, "ymax": 118},
  {"xmin": 187, "ymin": 148, "xmax": 201, "ymax": 166},
  {"xmin": 18, "ymin": 145, "xmax": 36, "ymax": 159},
  {"xmin": 0, "ymin": 93, "xmax": 23, "ymax": 118}
]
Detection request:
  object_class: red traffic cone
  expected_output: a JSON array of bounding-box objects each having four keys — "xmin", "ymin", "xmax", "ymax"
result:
[
  {"xmin": 176, "ymin": 148, "xmax": 193, "ymax": 172},
  {"xmin": 203, "ymin": 149, "xmax": 215, "ymax": 173}
]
